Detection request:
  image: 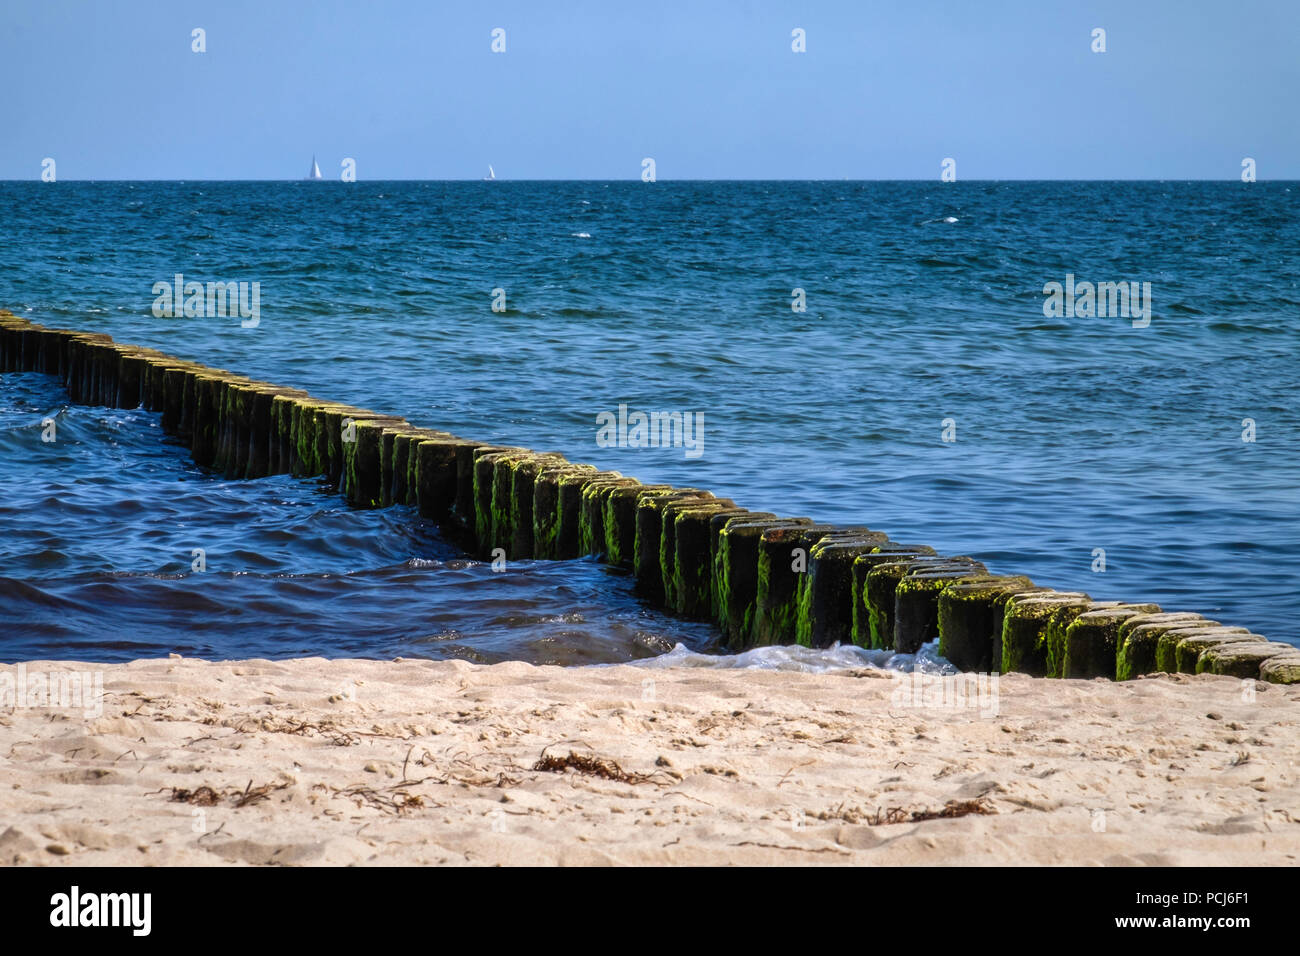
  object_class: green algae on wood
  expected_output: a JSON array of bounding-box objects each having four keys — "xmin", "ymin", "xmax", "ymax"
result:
[
  {"xmin": 1114, "ymin": 613, "xmax": 1218, "ymax": 680},
  {"xmin": 850, "ymin": 545, "xmax": 937, "ymax": 648},
  {"xmin": 1061, "ymin": 603, "xmax": 1162, "ymax": 680},
  {"xmin": 754, "ymin": 525, "xmax": 834, "ymax": 646},
  {"xmin": 714, "ymin": 517, "xmax": 811, "ymax": 649},
  {"xmin": 999, "ymin": 592, "xmax": 1091, "ymax": 676},
  {"xmin": 892, "ymin": 562, "xmax": 989, "ymax": 654},
  {"xmin": 658, "ymin": 499, "xmax": 737, "ymax": 612},
  {"xmin": 798, "ymin": 534, "xmax": 892, "ymax": 648},
  {"xmin": 1260, "ymin": 654, "xmax": 1300, "ymax": 685},
  {"xmin": 479, "ymin": 450, "xmax": 531, "ymax": 557},
  {"xmin": 552, "ymin": 469, "xmax": 618, "ymax": 560},
  {"xmin": 1197, "ymin": 641, "xmax": 1298, "ymax": 679},
  {"xmin": 579, "ymin": 477, "xmax": 639, "ymax": 558},
  {"xmin": 606, "ymin": 484, "xmax": 672, "ymax": 569},
  {"xmin": 632, "ymin": 489, "xmax": 713, "ymax": 603},
  {"xmin": 531, "ymin": 464, "xmax": 599, "ymax": 560},
  {"xmin": 673, "ymin": 506, "xmax": 765, "ymax": 618},
  {"xmin": 509, "ymin": 453, "xmax": 568, "ymax": 559},
  {"xmin": 343, "ymin": 418, "xmax": 410, "ymax": 508},
  {"xmin": 866, "ymin": 557, "xmax": 973, "ymax": 652},
  {"xmin": 936, "ymin": 575, "xmax": 1035, "ymax": 672},
  {"xmin": 1042, "ymin": 599, "xmax": 1118, "ymax": 679},
  {"xmin": 1155, "ymin": 626, "xmax": 1255, "ymax": 674},
  {"xmin": 1174, "ymin": 632, "xmax": 1264, "ymax": 674}
]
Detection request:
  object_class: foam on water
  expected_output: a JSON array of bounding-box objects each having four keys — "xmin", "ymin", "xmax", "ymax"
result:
[{"xmin": 631, "ymin": 640, "xmax": 957, "ymax": 674}]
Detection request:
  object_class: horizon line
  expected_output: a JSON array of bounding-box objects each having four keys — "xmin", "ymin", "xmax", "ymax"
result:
[{"xmin": 1, "ymin": 177, "xmax": 1291, "ymax": 184}]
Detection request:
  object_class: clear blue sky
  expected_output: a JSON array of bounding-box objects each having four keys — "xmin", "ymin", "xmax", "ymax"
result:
[{"xmin": 2, "ymin": 0, "xmax": 1296, "ymax": 180}]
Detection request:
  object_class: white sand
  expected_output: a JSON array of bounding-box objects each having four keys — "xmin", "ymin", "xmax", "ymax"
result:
[{"xmin": 2, "ymin": 656, "xmax": 1297, "ymax": 865}]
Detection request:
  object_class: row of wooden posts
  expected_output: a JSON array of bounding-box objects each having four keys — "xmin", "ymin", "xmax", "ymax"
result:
[{"xmin": 2, "ymin": 311, "xmax": 1296, "ymax": 684}]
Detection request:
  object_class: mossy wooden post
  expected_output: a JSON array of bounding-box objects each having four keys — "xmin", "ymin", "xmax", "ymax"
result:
[
  {"xmin": 632, "ymin": 489, "xmax": 712, "ymax": 602},
  {"xmin": 488, "ymin": 451, "xmax": 535, "ymax": 557},
  {"xmin": 864, "ymin": 556, "xmax": 954, "ymax": 652},
  {"xmin": 343, "ymin": 418, "xmax": 408, "ymax": 508},
  {"xmin": 311, "ymin": 405, "xmax": 341, "ymax": 485},
  {"xmin": 97, "ymin": 343, "xmax": 127, "ymax": 407},
  {"xmin": 659, "ymin": 499, "xmax": 738, "ymax": 612},
  {"xmin": 270, "ymin": 393, "xmax": 309, "ymax": 475},
  {"xmin": 454, "ymin": 444, "xmax": 511, "ymax": 530},
  {"xmin": 715, "ymin": 517, "xmax": 811, "ymax": 649},
  {"xmin": 115, "ymin": 350, "xmax": 149, "ymax": 410},
  {"xmin": 1114, "ymin": 613, "xmax": 1218, "ymax": 680},
  {"xmin": 754, "ymin": 525, "xmax": 833, "ymax": 645},
  {"xmin": 891, "ymin": 561, "xmax": 988, "ymax": 654},
  {"xmin": 1039, "ymin": 597, "xmax": 1112, "ymax": 678},
  {"xmin": 1061, "ymin": 604, "xmax": 1162, "ymax": 679},
  {"xmin": 508, "ymin": 453, "xmax": 567, "ymax": 559},
  {"xmin": 937, "ymin": 576, "xmax": 1035, "ymax": 672},
  {"xmin": 605, "ymin": 484, "xmax": 671, "ymax": 570},
  {"xmin": 413, "ymin": 437, "xmax": 479, "ymax": 527},
  {"xmin": 228, "ymin": 383, "xmax": 260, "ymax": 479},
  {"xmin": 195, "ymin": 375, "xmax": 235, "ymax": 470},
  {"xmin": 159, "ymin": 366, "xmax": 190, "ymax": 434},
  {"xmin": 579, "ymin": 477, "xmax": 639, "ymax": 558},
  {"xmin": 672, "ymin": 506, "xmax": 761, "ymax": 618},
  {"xmin": 1198, "ymin": 642, "xmax": 1297, "ymax": 679},
  {"xmin": 1172, "ymin": 629, "xmax": 1263, "ymax": 674},
  {"xmin": 850, "ymin": 545, "xmax": 936, "ymax": 648},
  {"xmin": 288, "ymin": 399, "xmax": 324, "ymax": 476},
  {"xmin": 553, "ymin": 471, "xmax": 616, "ymax": 559},
  {"xmin": 1260, "ymin": 656, "xmax": 1300, "ymax": 685},
  {"xmin": 999, "ymin": 592, "xmax": 1091, "ymax": 676},
  {"xmin": 210, "ymin": 378, "xmax": 237, "ymax": 475},
  {"xmin": 324, "ymin": 406, "xmax": 374, "ymax": 492},
  {"xmin": 1155, "ymin": 625, "xmax": 1254, "ymax": 674},
  {"xmin": 386, "ymin": 429, "xmax": 447, "ymax": 507},
  {"xmin": 246, "ymin": 387, "xmax": 305, "ymax": 478},
  {"xmin": 532, "ymin": 464, "xmax": 598, "ymax": 560},
  {"xmin": 798, "ymin": 534, "xmax": 893, "ymax": 648},
  {"xmin": 474, "ymin": 450, "xmax": 524, "ymax": 557},
  {"xmin": 176, "ymin": 368, "xmax": 201, "ymax": 439}
]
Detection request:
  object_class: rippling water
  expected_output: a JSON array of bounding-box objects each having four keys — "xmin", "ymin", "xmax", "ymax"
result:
[{"xmin": 0, "ymin": 181, "xmax": 1296, "ymax": 662}]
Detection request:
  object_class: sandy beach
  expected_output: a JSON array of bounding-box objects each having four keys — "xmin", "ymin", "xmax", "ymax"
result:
[{"xmin": 2, "ymin": 656, "xmax": 1297, "ymax": 866}]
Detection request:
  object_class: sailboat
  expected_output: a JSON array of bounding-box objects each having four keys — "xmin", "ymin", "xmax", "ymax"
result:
[
  {"xmin": 484, "ymin": 165, "xmax": 497, "ymax": 181},
  {"xmin": 305, "ymin": 155, "xmax": 323, "ymax": 181}
]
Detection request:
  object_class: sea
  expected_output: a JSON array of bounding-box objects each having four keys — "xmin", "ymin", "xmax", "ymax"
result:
[{"xmin": 0, "ymin": 180, "xmax": 1295, "ymax": 665}]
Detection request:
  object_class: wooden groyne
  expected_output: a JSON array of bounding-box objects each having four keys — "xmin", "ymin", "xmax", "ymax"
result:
[{"xmin": 3, "ymin": 311, "xmax": 1297, "ymax": 684}]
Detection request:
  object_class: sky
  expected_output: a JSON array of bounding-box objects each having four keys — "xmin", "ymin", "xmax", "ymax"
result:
[{"xmin": 1, "ymin": 0, "xmax": 1296, "ymax": 180}]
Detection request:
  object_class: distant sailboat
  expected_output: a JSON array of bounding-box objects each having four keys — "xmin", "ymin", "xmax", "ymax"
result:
[
  {"xmin": 305, "ymin": 155, "xmax": 323, "ymax": 181},
  {"xmin": 484, "ymin": 165, "xmax": 496, "ymax": 181}
]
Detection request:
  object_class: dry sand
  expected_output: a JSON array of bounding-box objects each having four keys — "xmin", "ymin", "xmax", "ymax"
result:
[{"xmin": 2, "ymin": 656, "xmax": 1297, "ymax": 866}]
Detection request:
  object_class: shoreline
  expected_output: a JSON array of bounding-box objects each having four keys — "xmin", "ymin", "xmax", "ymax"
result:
[{"xmin": 3, "ymin": 655, "xmax": 1297, "ymax": 866}]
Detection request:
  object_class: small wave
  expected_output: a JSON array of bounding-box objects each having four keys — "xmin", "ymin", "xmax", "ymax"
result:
[
  {"xmin": 629, "ymin": 640, "xmax": 957, "ymax": 674},
  {"xmin": 572, "ymin": 232, "xmax": 592, "ymax": 238},
  {"xmin": 921, "ymin": 216, "xmax": 959, "ymax": 225}
]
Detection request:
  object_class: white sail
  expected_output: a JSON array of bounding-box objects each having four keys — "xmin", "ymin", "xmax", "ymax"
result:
[
  {"xmin": 485, "ymin": 165, "xmax": 496, "ymax": 181},
  {"xmin": 306, "ymin": 155, "xmax": 322, "ymax": 180}
]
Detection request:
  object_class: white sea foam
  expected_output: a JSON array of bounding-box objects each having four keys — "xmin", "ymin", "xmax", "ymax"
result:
[{"xmin": 632, "ymin": 640, "xmax": 957, "ymax": 674}]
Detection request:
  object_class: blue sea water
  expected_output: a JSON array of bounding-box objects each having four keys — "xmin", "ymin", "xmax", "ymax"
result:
[{"xmin": 0, "ymin": 181, "xmax": 1296, "ymax": 663}]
